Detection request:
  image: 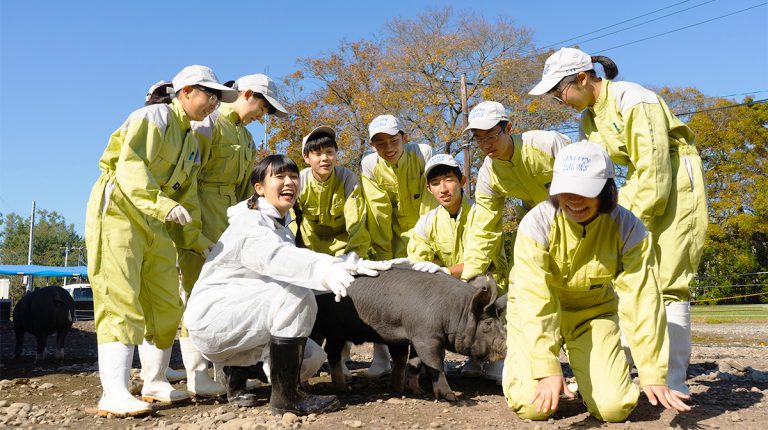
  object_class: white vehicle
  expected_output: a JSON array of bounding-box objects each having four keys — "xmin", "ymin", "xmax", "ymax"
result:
[{"xmin": 62, "ymin": 283, "xmax": 94, "ymax": 320}]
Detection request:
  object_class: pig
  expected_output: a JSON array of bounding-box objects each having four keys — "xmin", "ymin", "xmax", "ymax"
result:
[
  {"xmin": 13, "ymin": 285, "xmax": 76, "ymax": 362},
  {"xmin": 311, "ymin": 265, "xmax": 507, "ymax": 401}
]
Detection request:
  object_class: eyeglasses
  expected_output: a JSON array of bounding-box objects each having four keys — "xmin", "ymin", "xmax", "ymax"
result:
[
  {"xmin": 472, "ymin": 127, "xmax": 504, "ymax": 145},
  {"xmin": 550, "ymin": 81, "xmax": 573, "ymax": 104},
  {"xmin": 193, "ymin": 85, "xmax": 221, "ymax": 106}
]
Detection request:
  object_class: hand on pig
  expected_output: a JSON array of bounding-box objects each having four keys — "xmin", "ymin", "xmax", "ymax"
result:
[
  {"xmin": 412, "ymin": 261, "xmax": 448, "ymax": 274},
  {"xmin": 322, "ymin": 263, "xmax": 355, "ymax": 302}
]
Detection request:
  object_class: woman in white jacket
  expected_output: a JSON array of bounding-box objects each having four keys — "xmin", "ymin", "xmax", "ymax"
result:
[{"xmin": 184, "ymin": 154, "xmax": 391, "ymax": 415}]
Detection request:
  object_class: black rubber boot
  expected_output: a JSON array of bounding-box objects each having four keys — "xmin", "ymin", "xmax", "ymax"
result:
[
  {"xmin": 222, "ymin": 366, "xmax": 259, "ymax": 407},
  {"xmin": 269, "ymin": 336, "xmax": 340, "ymax": 416}
]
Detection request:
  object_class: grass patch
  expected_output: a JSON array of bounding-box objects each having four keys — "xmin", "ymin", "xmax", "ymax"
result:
[{"xmin": 691, "ymin": 304, "xmax": 768, "ymax": 324}]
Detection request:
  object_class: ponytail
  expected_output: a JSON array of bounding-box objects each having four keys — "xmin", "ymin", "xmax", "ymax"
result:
[
  {"xmin": 246, "ymin": 193, "xmax": 259, "ymax": 210},
  {"xmin": 292, "ymin": 203, "xmax": 305, "ymax": 248},
  {"xmin": 591, "ymin": 55, "xmax": 619, "ymax": 80}
]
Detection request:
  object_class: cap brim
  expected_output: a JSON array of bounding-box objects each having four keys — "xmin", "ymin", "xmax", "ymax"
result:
[
  {"xmin": 528, "ymin": 77, "xmax": 561, "ymax": 96},
  {"xmin": 424, "ymin": 161, "xmax": 459, "ymax": 178},
  {"xmin": 263, "ymin": 94, "xmax": 289, "ymax": 118},
  {"xmin": 549, "ymin": 176, "xmax": 606, "ymax": 198},
  {"xmin": 369, "ymin": 127, "xmax": 401, "ymax": 140},
  {"xmin": 199, "ymin": 80, "xmax": 239, "ymax": 103},
  {"xmin": 464, "ymin": 118, "xmax": 504, "ymax": 132}
]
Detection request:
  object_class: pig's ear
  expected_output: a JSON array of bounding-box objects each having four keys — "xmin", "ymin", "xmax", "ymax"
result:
[
  {"xmin": 494, "ymin": 294, "xmax": 508, "ymax": 318},
  {"xmin": 469, "ymin": 281, "xmax": 497, "ymax": 317}
]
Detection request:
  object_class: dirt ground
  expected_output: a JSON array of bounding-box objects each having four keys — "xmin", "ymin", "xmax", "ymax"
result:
[{"xmin": 1, "ymin": 320, "xmax": 766, "ymax": 429}]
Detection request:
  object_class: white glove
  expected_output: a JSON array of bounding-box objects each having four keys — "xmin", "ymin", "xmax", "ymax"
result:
[
  {"xmin": 412, "ymin": 261, "xmax": 444, "ymax": 273},
  {"xmin": 166, "ymin": 205, "xmax": 192, "ymax": 225},
  {"xmin": 322, "ymin": 263, "xmax": 355, "ymax": 302},
  {"xmin": 354, "ymin": 259, "xmax": 393, "ymax": 277},
  {"xmin": 385, "ymin": 258, "xmax": 412, "ymax": 265}
]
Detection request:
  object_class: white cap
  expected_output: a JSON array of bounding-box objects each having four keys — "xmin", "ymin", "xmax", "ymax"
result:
[
  {"xmin": 368, "ymin": 114, "xmax": 403, "ymax": 139},
  {"xmin": 529, "ymin": 48, "xmax": 593, "ymax": 96},
  {"xmin": 234, "ymin": 74, "xmax": 289, "ymax": 118},
  {"xmin": 424, "ymin": 153, "xmax": 460, "ymax": 179},
  {"xmin": 301, "ymin": 125, "xmax": 336, "ymax": 153},
  {"xmin": 145, "ymin": 80, "xmax": 172, "ymax": 103},
  {"xmin": 550, "ymin": 141, "xmax": 614, "ymax": 198},
  {"xmin": 465, "ymin": 101, "xmax": 508, "ymax": 131},
  {"xmin": 171, "ymin": 65, "xmax": 239, "ymax": 103}
]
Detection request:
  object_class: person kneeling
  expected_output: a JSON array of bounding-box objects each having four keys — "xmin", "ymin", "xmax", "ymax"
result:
[
  {"xmin": 503, "ymin": 142, "xmax": 690, "ymax": 422},
  {"xmin": 184, "ymin": 155, "xmax": 392, "ymax": 415}
]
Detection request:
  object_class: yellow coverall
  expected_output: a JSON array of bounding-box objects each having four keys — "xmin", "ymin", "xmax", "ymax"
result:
[
  {"xmin": 461, "ymin": 130, "xmax": 570, "ymax": 281},
  {"xmin": 85, "ymin": 99, "xmax": 204, "ymax": 349},
  {"xmin": 296, "ymin": 166, "xmax": 370, "ymax": 257},
  {"xmin": 504, "ymin": 201, "xmax": 668, "ymax": 422},
  {"xmin": 177, "ymin": 104, "xmax": 257, "ymax": 296},
  {"xmin": 408, "ymin": 195, "xmax": 508, "ymax": 293},
  {"xmin": 580, "ymin": 80, "xmax": 708, "ymax": 303},
  {"xmin": 361, "ymin": 143, "xmax": 436, "ymax": 259}
]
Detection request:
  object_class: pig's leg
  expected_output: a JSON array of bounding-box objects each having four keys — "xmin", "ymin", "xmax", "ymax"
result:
[
  {"xmin": 412, "ymin": 340, "xmax": 456, "ymax": 401},
  {"xmin": 405, "ymin": 346, "xmax": 424, "ymax": 395},
  {"xmin": 324, "ymin": 337, "xmax": 349, "ymax": 391},
  {"xmin": 55, "ymin": 327, "xmax": 68, "ymax": 360},
  {"xmin": 14, "ymin": 328, "xmax": 24, "ymax": 359},
  {"xmin": 34, "ymin": 334, "xmax": 46, "ymax": 363},
  {"xmin": 387, "ymin": 344, "xmax": 409, "ymax": 393}
]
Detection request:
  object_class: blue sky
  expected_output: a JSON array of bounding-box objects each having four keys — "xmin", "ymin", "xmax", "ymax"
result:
[{"xmin": 1, "ymin": 0, "xmax": 766, "ymax": 237}]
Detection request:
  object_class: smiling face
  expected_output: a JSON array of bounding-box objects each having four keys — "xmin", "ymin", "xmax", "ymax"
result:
[
  {"xmin": 370, "ymin": 132, "xmax": 406, "ymax": 163},
  {"xmin": 555, "ymin": 193, "xmax": 600, "ymax": 225},
  {"xmin": 180, "ymin": 86, "xmax": 220, "ymax": 121},
  {"xmin": 303, "ymin": 145, "xmax": 337, "ymax": 182},
  {"xmin": 254, "ymin": 165, "xmax": 299, "ymax": 216}
]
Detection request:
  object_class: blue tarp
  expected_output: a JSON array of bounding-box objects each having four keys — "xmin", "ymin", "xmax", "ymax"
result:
[{"xmin": 0, "ymin": 265, "xmax": 88, "ymax": 277}]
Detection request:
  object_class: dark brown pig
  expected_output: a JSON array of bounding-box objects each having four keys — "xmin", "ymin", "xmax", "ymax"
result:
[
  {"xmin": 13, "ymin": 285, "xmax": 76, "ymax": 361},
  {"xmin": 311, "ymin": 265, "xmax": 506, "ymax": 401}
]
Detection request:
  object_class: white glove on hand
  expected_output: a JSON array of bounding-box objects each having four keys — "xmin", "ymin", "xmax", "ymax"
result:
[
  {"xmin": 385, "ymin": 258, "xmax": 412, "ymax": 265},
  {"xmin": 412, "ymin": 261, "xmax": 444, "ymax": 273},
  {"xmin": 354, "ymin": 259, "xmax": 393, "ymax": 277},
  {"xmin": 322, "ymin": 263, "xmax": 355, "ymax": 302},
  {"xmin": 166, "ymin": 205, "xmax": 192, "ymax": 225}
]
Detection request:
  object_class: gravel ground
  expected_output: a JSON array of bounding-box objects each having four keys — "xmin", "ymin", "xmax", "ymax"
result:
[{"xmin": 1, "ymin": 320, "xmax": 766, "ymax": 429}]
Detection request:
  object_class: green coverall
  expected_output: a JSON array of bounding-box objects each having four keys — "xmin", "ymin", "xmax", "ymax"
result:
[
  {"xmin": 85, "ymin": 99, "xmax": 204, "ymax": 349},
  {"xmin": 504, "ymin": 201, "xmax": 668, "ymax": 422}
]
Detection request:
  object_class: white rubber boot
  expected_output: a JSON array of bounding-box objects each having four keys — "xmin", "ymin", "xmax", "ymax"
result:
[
  {"xmin": 138, "ymin": 341, "xmax": 190, "ymax": 404},
  {"xmin": 179, "ymin": 337, "xmax": 226, "ymax": 397},
  {"xmin": 97, "ymin": 342, "xmax": 153, "ymax": 417},
  {"xmin": 666, "ymin": 301, "xmax": 692, "ymax": 395},
  {"xmin": 460, "ymin": 358, "xmax": 483, "ymax": 378},
  {"xmin": 165, "ymin": 367, "xmax": 186, "ymax": 383},
  {"xmin": 363, "ymin": 343, "xmax": 392, "ymax": 378},
  {"xmin": 482, "ymin": 360, "xmax": 504, "ymax": 386}
]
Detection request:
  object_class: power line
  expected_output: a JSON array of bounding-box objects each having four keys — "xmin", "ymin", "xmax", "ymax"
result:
[
  {"xmin": 593, "ymin": 2, "xmax": 768, "ymax": 53},
  {"xmin": 539, "ymin": 0, "xmax": 699, "ymax": 50},
  {"xmin": 555, "ymin": 1, "xmax": 717, "ymax": 48},
  {"xmin": 717, "ymin": 90, "xmax": 768, "ymax": 98},
  {"xmin": 553, "ymin": 98, "xmax": 768, "ymax": 134}
]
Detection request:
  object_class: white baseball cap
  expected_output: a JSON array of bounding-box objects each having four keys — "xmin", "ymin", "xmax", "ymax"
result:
[
  {"xmin": 549, "ymin": 141, "xmax": 614, "ymax": 198},
  {"xmin": 465, "ymin": 101, "xmax": 508, "ymax": 131},
  {"xmin": 301, "ymin": 125, "xmax": 336, "ymax": 153},
  {"xmin": 368, "ymin": 114, "xmax": 403, "ymax": 139},
  {"xmin": 234, "ymin": 74, "xmax": 289, "ymax": 118},
  {"xmin": 529, "ymin": 47, "xmax": 594, "ymax": 96},
  {"xmin": 145, "ymin": 80, "xmax": 172, "ymax": 103},
  {"xmin": 171, "ymin": 65, "xmax": 239, "ymax": 103},
  {"xmin": 424, "ymin": 153, "xmax": 460, "ymax": 179}
]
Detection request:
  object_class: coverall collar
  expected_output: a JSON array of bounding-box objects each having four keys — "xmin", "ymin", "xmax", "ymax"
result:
[
  {"xmin": 591, "ymin": 79, "xmax": 611, "ymax": 115},
  {"xmin": 257, "ymin": 196, "xmax": 293, "ymax": 227},
  {"xmin": 170, "ymin": 98, "xmax": 192, "ymax": 131},
  {"xmin": 562, "ymin": 209, "xmax": 603, "ymax": 238},
  {"xmin": 219, "ymin": 103, "xmax": 241, "ymax": 125},
  {"xmin": 311, "ymin": 165, "xmax": 336, "ymax": 185}
]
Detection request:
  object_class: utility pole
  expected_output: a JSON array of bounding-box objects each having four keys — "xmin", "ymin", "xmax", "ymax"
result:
[
  {"xmin": 460, "ymin": 73, "xmax": 471, "ymax": 196},
  {"xmin": 61, "ymin": 243, "xmax": 70, "ymax": 286},
  {"xmin": 26, "ymin": 201, "xmax": 36, "ymax": 293}
]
